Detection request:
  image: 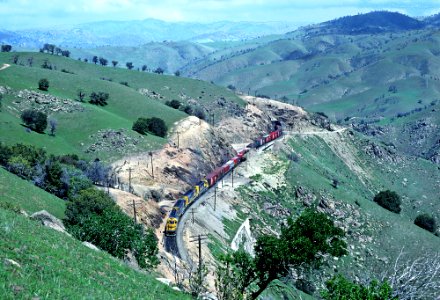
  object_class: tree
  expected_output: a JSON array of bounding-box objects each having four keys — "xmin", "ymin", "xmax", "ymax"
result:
[
  {"xmin": 141, "ymin": 64, "xmax": 147, "ymax": 72},
  {"xmin": 193, "ymin": 107, "xmax": 206, "ymax": 120},
  {"xmin": 215, "ymin": 250, "xmax": 257, "ymax": 300},
  {"xmin": 77, "ymin": 89, "xmax": 86, "ymax": 102},
  {"xmin": 99, "ymin": 57, "xmax": 108, "ymax": 66},
  {"xmin": 65, "ymin": 188, "xmax": 159, "ymax": 269},
  {"xmin": 21, "ymin": 109, "xmax": 48, "ymax": 133},
  {"xmin": 55, "ymin": 47, "xmax": 62, "ymax": 55},
  {"xmin": 92, "ymin": 56, "xmax": 98, "ymax": 65},
  {"xmin": 1, "ymin": 45, "xmax": 12, "ymax": 52},
  {"xmin": 111, "ymin": 60, "xmax": 118, "ymax": 67},
  {"xmin": 49, "ymin": 119, "xmax": 57, "ymax": 136},
  {"xmin": 153, "ymin": 67, "xmax": 164, "ymax": 74},
  {"xmin": 126, "ymin": 62, "xmax": 134, "ymax": 70},
  {"xmin": 89, "ymin": 92, "xmax": 109, "ymax": 106},
  {"xmin": 373, "ymin": 190, "xmax": 401, "ymax": 213},
  {"xmin": 165, "ymin": 99, "xmax": 181, "ymax": 109},
  {"xmin": 38, "ymin": 78, "xmax": 49, "ymax": 91},
  {"xmin": 174, "ymin": 70, "xmax": 180, "ymax": 76},
  {"xmin": 252, "ymin": 209, "xmax": 347, "ymax": 299},
  {"xmin": 132, "ymin": 117, "xmax": 167, "ymax": 137},
  {"xmin": 132, "ymin": 118, "xmax": 149, "ymax": 135},
  {"xmin": 321, "ymin": 275, "xmax": 395, "ymax": 300},
  {"xmin": 61, "ymin": 50, "xmax": 70, "ymax": 58},
  {"xmin": 0, "ymin": 94, "xmax": 2, "ymax": 112},
  {"xmin": 12, "ymin": 55, "xmax": 19, "ymax": 64},
  {"xmin": 27, "ymin": 56, "xmax": 33, "ymax": 67},
  {"xmin": 146, "ymin": 117, "xmax": 167, "ymax": 137},
  {"xmin": 414, "ymin": 214, "xmax": 436, "ymax": 233}
]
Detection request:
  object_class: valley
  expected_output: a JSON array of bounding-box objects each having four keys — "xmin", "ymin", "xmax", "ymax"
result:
[{"xmin": 1, "ymin": 9, "xmax": 439, "ymax": 300}]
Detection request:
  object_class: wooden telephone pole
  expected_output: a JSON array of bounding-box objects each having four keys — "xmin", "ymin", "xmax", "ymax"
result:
[
  {"xmin": 128, "ymin": 199, "xmax": 142, "ymax": 224},
  {"xmin": 189, "ymin": 234, "xmax": 208, "ymax": 287},
  {"xmin": 128, "ymin": 167, "xmax": 133, "ymax": 193}
]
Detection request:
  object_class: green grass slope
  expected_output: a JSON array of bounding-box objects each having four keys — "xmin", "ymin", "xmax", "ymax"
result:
[
  {"xmin": 0, "ymin": 52, "xmax": 244, "ymax": 161},
  {"xmin": 0, "ymin": 208, "xmax": 189, "ymax": 299},
  {"xmin": 0, "ymin": 168, "xmax": 65, "ymax": 219}
]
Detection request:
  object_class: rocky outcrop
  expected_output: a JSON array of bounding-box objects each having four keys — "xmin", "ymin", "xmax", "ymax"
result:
[
  {"xmin": 85, "ymin": 129, "xmax": 142, "ymax": 155},
  {"xmin": 13, "ymin": 89, "xmax": 84, "ymax": 113},
  {"xmin": 30, "ymin": 210, "xmax": 70, "ymax": 235}
]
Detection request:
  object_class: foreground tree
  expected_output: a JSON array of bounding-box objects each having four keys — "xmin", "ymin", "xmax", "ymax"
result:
[
  {"xmin": 89, "ymin": 92, "xmax": 109, "ymax": 106},
  {"xmin": 374, "ymin": 190, "xmax": 401, "ymax": 213}
]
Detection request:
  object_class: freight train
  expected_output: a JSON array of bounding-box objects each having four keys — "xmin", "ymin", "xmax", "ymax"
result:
[{"xmin": 165, "ymin": 123, "xmax": 282, "ymax": 236}]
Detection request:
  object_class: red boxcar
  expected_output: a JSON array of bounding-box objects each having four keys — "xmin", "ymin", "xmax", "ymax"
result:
[{"xmin": 206, "ymin": 167, "xmax": 223, "ymax": 186}]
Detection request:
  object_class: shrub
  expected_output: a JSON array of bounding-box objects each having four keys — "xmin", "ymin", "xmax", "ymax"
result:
[
  {"xmin": 373, "ymin": 190, "xmax": 402, "ymax": 213},
  {"xmin": 132, "ymin": 117, "xmax": 167, "ymax": 137},
  {"xmin": 414, "ymin": 214, "xmax": 436, "ymax": 233},
  {"xmin": 21, "ymin": 109, "xmax": 48, "ymax": 133},
  {"xmin": 65, "ymin": 188, "xmax": 159, "ymax": 269},
  {"xmin": 165, "ymin": 99, "xmax": 181, "ymax": 109},
  {"xmin": 193, "ymin": 107, "xmax": 206, "ymax": 120},
  {"xmin": 38, "ymin": 78, "xmax": 49, "ymax": 91},
  {"xmin": 182, "ymin": 105, "xmax": 193, "ymax": 115},
  {"xmin": 132, "ymin": 117, "xmax": 149, "ymax": 135},
  {"xmin": 322, "ymin": 275, "xmax": 394, "ymax": 300},
  {"xmin": 147, "ymin": 117, "xmax": 167, "ymax": 137},
  {"xmin": 89, "ymin": 92, "xmax": 109, "ymax": 106}
]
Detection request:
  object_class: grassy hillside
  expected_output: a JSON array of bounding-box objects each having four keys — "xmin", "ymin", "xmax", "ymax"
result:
[
  {"xmin": 69, "ymin": 41, "xmax": 215, "ymax": 73},
  {"xmin": 0, "ymin": 207, "xmax": 189, "ymax": 299},
  {"xmin": 0, "ymin": 52, "xmax": 244, "ymax": 162},
  {"xmin": 235, "ymin": 131, "xmax": 439, "ymax": 296},
  {"xmin": 0, "ymin": 168, "xmax": 66, "ymax": 219}
]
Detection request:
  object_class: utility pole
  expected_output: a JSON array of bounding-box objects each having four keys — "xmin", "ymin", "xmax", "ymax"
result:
[
  {"xmin": 214, "ymin": 185, "xmax": 217, "ymax": 211},
  {"xmin": 149, "ymin": 152, "xmax": 154, "ymax": 180},
  {"xmin": 191, "ymin": 208, "xmax": 195, "ymax": 224},
  {"xmin": 128, "ymin": 167, "xmax": 133, "ymax": 193},
  {"xmin": 177, "ymin": 132, "xmax": 180, "ymax": 149},
  {"xmin": 189, "ymin": 234, "xmax": 208, "ymax": 288},
  {"xmin": 128, "ymin": 200, "xmax": 142, "ymax": 224},
  {"xmin": 231, "ymin": 168, "xmax": 234, "ymax": 188}
]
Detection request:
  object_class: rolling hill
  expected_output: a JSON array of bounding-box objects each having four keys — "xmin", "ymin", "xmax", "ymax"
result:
[
  {"xmin": 0, "ymin": 52, "xmax": 244, "ymax": 162},
  {"xmin": 181, "ymin": 11, "xmax": 440, "ymax": 162}
]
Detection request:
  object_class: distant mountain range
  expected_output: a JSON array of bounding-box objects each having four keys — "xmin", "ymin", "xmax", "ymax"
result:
[{"xmin": 0, "ymin": 19, "xmax": 300, "ymax": 48}]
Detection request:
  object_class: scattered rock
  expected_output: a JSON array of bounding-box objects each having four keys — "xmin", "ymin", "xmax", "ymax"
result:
[
  {"xmin": 30, "ymin": 210, "xmax": 70, "ymax": 235},
  {"xmin": 156, "ymin": 277, "xmax": 172, "ymax": 286},
  {"xmin": 4, "ymin": 258, "xmax": 21, "ymax": 268},
  {"xmin": 13, "ymin": 89, "xmax": 84, "ymax": 114},
  {"xmin": 82, "ymin": 241, "xmax": 99, "ymax": 251}
]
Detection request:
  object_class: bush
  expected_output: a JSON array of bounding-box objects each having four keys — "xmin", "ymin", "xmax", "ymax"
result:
[
  {"xmin": 373, "ymin": 190, "xmax": 401, "ymax": 213},
  {"xmin": 132, "ymin": 118, "xmax": 149, "ymax": 135},
  {"xmin": 147, "ymin": 117, "xmax": 167, "ymax": 137},
  {"xmin": 192, "ymin": 107, "xmax": 206, "ymax": 120},
  {"xmin": 322, "ymin": 275, "xmax": 394, "ymax": 300},
  {"xmin": 65, "ymin": 188, "xmax": 159, "ymax": 269},
  {"xmin": 38, "ymin": 78, "xmax": 49, "ymax": 91},
  {"xmin": 414, "ymin": 214, "xmax": 436, "ymax": 233},
  {"xmin": 132, "ymin": 117, "xmax": 167, "ymax": 137},
  {"xmin": 89, "ymin": 92, "xmax": 109, "ymax": 106},
  {"xmin": 165, "ymin": 99, "xmax": 181, "ymax": 109},
  {"xmin": 21, "ymin": 109, "xmax": 48, "ymax": 133}
]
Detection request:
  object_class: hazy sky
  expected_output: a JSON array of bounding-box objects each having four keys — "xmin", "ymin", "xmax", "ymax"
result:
[{"xmin": 1, "ymin": 0, "xmax": 440, "ymax": 30}]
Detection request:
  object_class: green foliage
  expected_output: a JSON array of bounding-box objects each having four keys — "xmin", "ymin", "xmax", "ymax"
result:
[
  {"xmin": 20, "ymin": 109, "xmax": 48, "ymax": 133},
  {"xmin": 89, "ymin": 91, "xmax": 109, "ymax": 106},
  {"xmin": 65, "ymin": 188, "xmax": 159, "ymax": 269},
  {"xmin": 414, "ymin": 213, "xmax": 437, "ymax": 233},
  {"xmin": 0, "ymin": 94, "xmax": 2, "ymax": 111},
  {"xmin": 252, "ymin": 209, "xmax": 347, "ymax": 298},
  {"xmin": 215, "ymin": 250, "xmax": 257, "ymax": 300},
  {"xmin": 1, "ymin": 44, "xmax": 12, "ymax": 52},
  {"xmin": 132, "ymin": 117, "xmax": 168, "ymax": 137},
  {"xmin": 321, "ymin": 275, "xmax": 395, "ymax": 300},
  {"xmin": 38, "ymin": 78, "xmax": 49, "ymax": 91},
  {"xmin": 132, "ymin": 117, "xmax": 149, "ymax": 135},
  {"xmin": 165, "ymin": 99, "xmax": 181, "ymax": 109},
  {"xmin": 373, "ymin": 190, "xmax": 402, "ymax": 213},
  {"xmin": 147, "ymin": 117, "xmax": 168, "ymax": 137}
]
